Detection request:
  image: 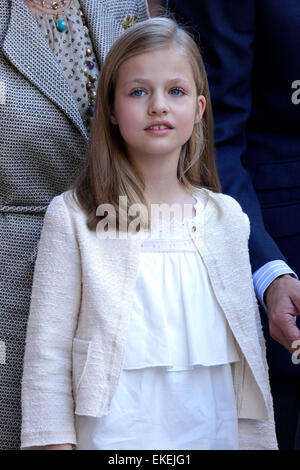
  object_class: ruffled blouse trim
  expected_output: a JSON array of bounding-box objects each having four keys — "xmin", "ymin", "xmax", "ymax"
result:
[{"xmin": 123, "ymin": 249, "xmax": 240, "ymax": 371}]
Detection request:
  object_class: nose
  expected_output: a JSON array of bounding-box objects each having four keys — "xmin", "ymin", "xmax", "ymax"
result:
[{"xmin": 148, "ymin": 91, "xmax": 169, "ymax": 116}]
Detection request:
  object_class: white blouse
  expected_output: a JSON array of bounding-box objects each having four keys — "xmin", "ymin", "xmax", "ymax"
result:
[{"xmin": 75, "ymin": 193, "xmax": 241, "ymax": 450}]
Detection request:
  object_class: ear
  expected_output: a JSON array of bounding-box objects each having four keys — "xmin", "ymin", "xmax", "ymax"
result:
[
  {"xmin": 194, "ymin": 95, "xmax": 206, "ymax": 124},
  {"xmin": 110, "ymin": 107, "xmax": 118, "ymax": 125}
]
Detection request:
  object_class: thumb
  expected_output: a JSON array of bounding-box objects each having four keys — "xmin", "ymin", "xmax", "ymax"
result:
[{"xmin": 282, "ymin": 315, "xmax": 300, "ymax": 353}]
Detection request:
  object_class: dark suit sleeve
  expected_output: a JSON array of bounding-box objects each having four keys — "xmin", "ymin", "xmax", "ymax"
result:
[{"xmin": 168, "ymin": 0, "xmax": 286, "ymax": 272}]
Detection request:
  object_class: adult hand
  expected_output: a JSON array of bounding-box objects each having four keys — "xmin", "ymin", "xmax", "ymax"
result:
[{"xmin": 265, "ymin": 274, "xmax": 300, "ymax": 355}]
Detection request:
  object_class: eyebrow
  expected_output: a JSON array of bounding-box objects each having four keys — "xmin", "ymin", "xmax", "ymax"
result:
[{"xmin": 123, "ymin": 77, "xmax": 191, "ymax": 87}]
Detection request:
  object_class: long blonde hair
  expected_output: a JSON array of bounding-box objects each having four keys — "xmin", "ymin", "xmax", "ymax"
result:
[{"xmin": 71, "ymin": 17, "xmax": 221, "ymax": 230}]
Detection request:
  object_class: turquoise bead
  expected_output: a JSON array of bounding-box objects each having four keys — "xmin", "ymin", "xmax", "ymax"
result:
[
  {"xmin": 88, "ymin": 73, "xmax": 97, "ymax": 83},
  {"xmin": 56, "ymin": 19, "xmax": 67, "ymax": 32}
]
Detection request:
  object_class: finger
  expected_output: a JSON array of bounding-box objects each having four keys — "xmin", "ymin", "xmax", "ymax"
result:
[
  {"xmin": 269, "ymin": 324, "xmax": 294, "ymax": 353},
  {"xmin": 290, "ymin": 293, "xmax": 300, "ymax": 314},
  {"xmin": 269, "ymin": 315, "xmax": 300, "ymax": 353},
  {"xmin": 281, "ymin": 314, "xmax": 300, "ymax": 342}
]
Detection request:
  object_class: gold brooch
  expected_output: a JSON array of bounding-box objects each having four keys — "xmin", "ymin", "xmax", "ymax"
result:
[{"xmin": 122, "ymin": 15, "xmax": 138, "ymax": 29}]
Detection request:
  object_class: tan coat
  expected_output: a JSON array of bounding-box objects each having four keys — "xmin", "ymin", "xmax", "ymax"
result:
[{"xmin": 21, "ymin": 188, "xmax": 278, "ymax": 449}]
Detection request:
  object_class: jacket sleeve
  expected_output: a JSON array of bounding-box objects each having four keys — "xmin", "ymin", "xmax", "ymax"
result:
[
  {"xmin": 21, "ymin": 194, "xmax": 81, "ymax": 449},
  {"xmin": 168, "ymin": 0, "xmax": 286, "ymax": 272}
]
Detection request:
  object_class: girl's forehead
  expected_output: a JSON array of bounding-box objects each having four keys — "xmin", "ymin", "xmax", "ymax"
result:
[{"xmin": 116, "ymin": 47, "xmax": 194, "ymax": 83}]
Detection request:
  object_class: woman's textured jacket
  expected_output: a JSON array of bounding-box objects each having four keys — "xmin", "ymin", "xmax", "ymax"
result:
[
  {"xmin": 21, "ymin": 189, "xmax": 278, "ymax": 450},
  {"xmin": 0, "ymin": 0, "xmax": 149, "ymax": 449}
]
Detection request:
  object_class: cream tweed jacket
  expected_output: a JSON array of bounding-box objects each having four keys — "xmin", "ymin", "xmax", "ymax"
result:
[{"xmin": 21, "ymin": 188, "xmax": 278, "ymax": 450}]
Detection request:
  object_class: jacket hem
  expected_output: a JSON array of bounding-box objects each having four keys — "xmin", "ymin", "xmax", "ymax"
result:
[{"xmin": 20, "ymin": 431, "xmax": 77, "ymax": 449}]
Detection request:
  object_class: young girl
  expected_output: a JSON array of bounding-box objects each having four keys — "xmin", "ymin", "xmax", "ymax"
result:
[{"xmin": 20, "ymin": 18, "xmax": 277, "ymax": 450}]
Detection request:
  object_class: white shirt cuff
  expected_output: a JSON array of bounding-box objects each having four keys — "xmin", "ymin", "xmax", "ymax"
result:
[{"xmin": 253, "ymin": 260, "xmax": 298, "ymax": 312}]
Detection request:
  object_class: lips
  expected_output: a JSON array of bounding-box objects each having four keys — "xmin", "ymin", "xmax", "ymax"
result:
[
  {"xmin": 148, "ymin": 125, "xmax": 169, "ymax": 130},
  {"xmin": 145, "ymin": 121, "xmax": 174, "ymax": 135},
  {"xmin": 145, "ymin": 121, "xmax": 174, "ymax": 131}
]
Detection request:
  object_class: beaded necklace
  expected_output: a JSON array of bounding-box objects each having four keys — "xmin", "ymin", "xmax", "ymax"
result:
[
  {"xmin": 27, "ymin": 0, "xmax": 98, "ymax": 127},
  {"xmin": 27, "ymin": 0, "xmax": 72, "ymax": 31}
]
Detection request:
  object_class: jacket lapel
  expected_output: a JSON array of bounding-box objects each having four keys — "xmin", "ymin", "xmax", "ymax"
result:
[
  {"xmin": 80, "ymin": 0, "xmax": 122, "ymax": 67},
  {"xmin": 81, "ymin": 0, "xmax": 149, "ymax": 67},
  {"xmin": 3, "ymin": 0, "xmax": 88, "ymax": 141}
]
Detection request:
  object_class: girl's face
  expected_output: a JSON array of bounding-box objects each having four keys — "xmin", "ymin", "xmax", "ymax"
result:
[{"xmin": 111, "ymin": 46, "xmax": 206, "ymax": 166}]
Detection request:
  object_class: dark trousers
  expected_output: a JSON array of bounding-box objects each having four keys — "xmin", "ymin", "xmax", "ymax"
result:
[
  {"xmin": 260, "ymin": 307, "xmax": 300, "ymax": 450},
  {"xmin": 269, "ymin": 376, "xmax": 300, "ymax": 450}
]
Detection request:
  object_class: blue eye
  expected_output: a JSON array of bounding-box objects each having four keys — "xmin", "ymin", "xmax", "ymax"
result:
[
  {"xmin": 170, "ymin": 88, "xmax": 184, "ymax": 96},
  {"xmin": 131, "ymin": 89, "xmax": 146, "ymax": 97}
]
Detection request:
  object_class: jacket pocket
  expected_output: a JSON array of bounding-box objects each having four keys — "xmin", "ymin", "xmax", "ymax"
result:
[{"xmin": 72, "ymin": 338, "xmax": 91, "ymax": 397}]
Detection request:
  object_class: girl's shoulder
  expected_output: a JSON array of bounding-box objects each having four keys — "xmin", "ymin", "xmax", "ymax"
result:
[
  {"xmin": 194, "ymin": 187, "xmax": 250, "ymax": 238},
  {"xmin": 194, "ymin": 187, "xmax": 244, "ymax": 216},
  {"xmin": 45, "ymin": 190, "xmax": 86, "ymax": 224}
]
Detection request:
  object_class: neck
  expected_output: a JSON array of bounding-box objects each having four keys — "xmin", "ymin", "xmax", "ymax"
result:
[{"xmin": 129, "ymin": 150, "xmax": 192, "ymax": 206}]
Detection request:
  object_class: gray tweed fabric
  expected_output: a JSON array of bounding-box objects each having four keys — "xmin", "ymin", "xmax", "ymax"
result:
[{"xmin": 0, "ymin": 0, "xmax": 148, "ymax": 449}]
